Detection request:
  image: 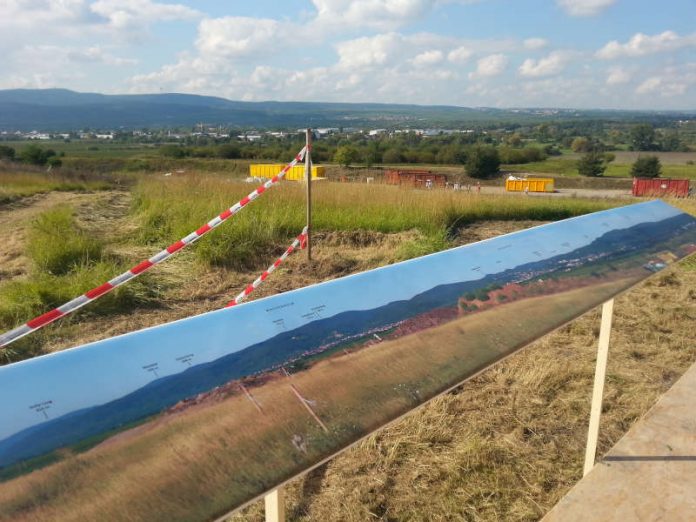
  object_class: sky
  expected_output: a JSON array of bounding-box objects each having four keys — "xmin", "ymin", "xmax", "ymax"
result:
[
  {"xmin": 0, "ymin": 0, "xmax": 695, "ymax": 109},
  {"xmin": 0, "ymin": 199, "xmax": 681, "ymax": 441}
]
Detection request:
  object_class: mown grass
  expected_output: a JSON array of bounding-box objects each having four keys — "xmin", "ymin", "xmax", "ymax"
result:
[
  {"xmin": 133, "ymin": 177, "xmax": 624, "ymax": 270},
  {"xmin": 0, "ymin": 170, "xmax": 112, "ymax": 205}
]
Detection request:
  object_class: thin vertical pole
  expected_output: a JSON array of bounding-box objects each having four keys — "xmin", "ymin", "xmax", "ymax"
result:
[
  {"xmin": 264, "ymin": 487, "xmax": 285, "ymax": 522},
  {"xmin": 305, "ymin": 128, "xmax": 312, "ymax": 261},
  {"xmin": 583, "ymin": 298, "xmax": 614, "ymax": 476}
]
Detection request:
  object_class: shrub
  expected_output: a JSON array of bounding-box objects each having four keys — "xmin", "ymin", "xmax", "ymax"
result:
[
  {"xmin": 159, "ymin": 145, "xmax": 188, "ymax": 159},
  {"xmin": 217, "ymin": 143, "xmax": 241, "ymax": 159},
  {"xmin": 0, "ymin": 145, "xmax": 15, "ymax": 160},
  {"xmin": 334, "ymin": 146, "xmax": 359, "ymax": 167},
  {"xmin": 19, "ymin": 145, "xmax": 58, "ymax": 166},
  {"xmin": 46, "ymin": 156, "xmax": 62, "ymax": 168},
  {"xmin": 499, "ymin": 146, "xmax": 546, "ymax": 164}
]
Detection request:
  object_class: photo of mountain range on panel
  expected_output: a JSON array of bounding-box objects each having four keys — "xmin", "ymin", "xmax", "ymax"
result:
[{"xmin": 1, "ymin": 200, "xmax": 695, "ymax": 522}]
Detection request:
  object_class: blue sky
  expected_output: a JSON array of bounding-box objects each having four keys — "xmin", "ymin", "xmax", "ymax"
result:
[
  {"xmin": 0, "ymin": 200, "xmax": 682, "ymax": 441},
  {"xmin": 0, "ymin": 1, "xmax": 694, "ymax": 108}
]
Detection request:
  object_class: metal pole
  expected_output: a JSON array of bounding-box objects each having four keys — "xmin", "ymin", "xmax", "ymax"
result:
[
  {"xmin": 305, "ymin": 128, "xmax": 312, "ymax": 261},
  {"xmin": 583, "ymin": 298, "xmax": 614, "ymax": 476},
  {"xmin": 264, "ymin": 487, "xmax": 285, "ymax": 522}
]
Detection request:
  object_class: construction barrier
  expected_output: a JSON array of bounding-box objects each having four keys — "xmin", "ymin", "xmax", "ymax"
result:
[
  {"xmin": 505, "ymin": 176, "xmax": 555, "ymax": 193},
  {"xmin": 250, "ymin": 164, "xmax": 325, "ymax": 181},
  {"xmin": 0, "ymin": 147, "xmax": 308, "ymax": 349},
  {"xmin": 227, "ymin": 227, "xmax": 308, "ymax": 307}
]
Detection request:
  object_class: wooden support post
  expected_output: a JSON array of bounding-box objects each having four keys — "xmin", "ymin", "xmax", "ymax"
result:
[
  {"xmin": 264, "ymin": 487, "xmax": 285, "ymax": 522},
  {"xmin": 583, "ymin": 298, "xmax": 614, "ymax": 476},
  {"xmin": 305, "ymin": 128, "xmax": 312, "ymax": 261}
]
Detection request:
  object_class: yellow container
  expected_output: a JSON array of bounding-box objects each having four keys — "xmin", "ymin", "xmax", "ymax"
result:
[
  {"xmin": 505, "ymin": 177, "xmax": 555, "ymax": 193},
  {"xmin": 249, "ymin": 164, "xmax": 324, "ymax": 181}
]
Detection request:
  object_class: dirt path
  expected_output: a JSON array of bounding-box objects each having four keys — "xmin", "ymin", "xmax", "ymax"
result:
[{"xmin": 478, "ymin": 185, "xmax": 631, "ymax": 199}]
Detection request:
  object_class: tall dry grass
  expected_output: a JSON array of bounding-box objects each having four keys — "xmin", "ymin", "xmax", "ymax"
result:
[
  {"xmin": 0, "ymin": 171, "xmax": 111, "ymax": 205},
  {"xmin": 133, "ymin": 177, "xmax": 624, "ymax": 269}
]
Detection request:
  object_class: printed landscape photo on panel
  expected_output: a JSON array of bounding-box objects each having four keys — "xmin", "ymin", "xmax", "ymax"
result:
[{"xmin": 1, "ymin": 200, "xmax": 695, "ymax": 521}]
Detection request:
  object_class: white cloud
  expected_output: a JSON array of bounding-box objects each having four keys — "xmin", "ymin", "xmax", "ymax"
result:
[
  {"xmin": 335, "ymin": 33, "xmax": 404, "ymax": 69},
  {"xmin": 195, "ymin": 17, "xmax": 283, "ymax": 58},
  {"xmin": 636, "ymin": 77, "xmax": 662, "ymax": 94},
  {"xmin": 597, "ymin": 31, "xmax": 696, "ymax": 59},
  {"xmin": 635, "ymin": 76, "xmax": 688, "ymax": 96},
  {"xmin": 606, "ymin": 67, "xmax": 631, "ymax": 85},
  {"xmin": 447, "ymin": 46, "xmax": 473, "ymax": 63},
  {"xmin": 523, "ymin": 38, "xmax": 548, "ymax": 50},
  {"xmin": 469, "ymin": 54, "xmax": 508, "ymax": 79},
  {"xmin": 412, "ymin": 49, "xmax": 444, "ymax": 67},
  {"xmin": 634, "ymin": 64, "xmax": 696, "ymax": 97},
  {"xmin": 310, "ymin": 0, "xmax": 435, "ymax": 30},
  {"xmin": 0, "ymin": 0, "xmax": 200, "ymax": 33},
  {"xmin": 90, "ymin": 0, "xmax": 200, "ymax": 29},
  {"xmin": 519, "ymin": 51, "xmax": 572, "ymax": 77},
  {"xmin": 556, "ymin": 0, "xmax": 616, "ymax": 16},
  {"xmin": 308, "ymin": 0, "xmax": 485, "ymax": 30}
]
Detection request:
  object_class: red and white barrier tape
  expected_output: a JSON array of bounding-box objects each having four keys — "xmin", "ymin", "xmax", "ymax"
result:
[
  {"xmin": 0, "ymin": 147, "xmax": 307, "ymax": 349},
  {"xmin": 226, "ymin": 226, "xmax": 308, "ymax": 308}
]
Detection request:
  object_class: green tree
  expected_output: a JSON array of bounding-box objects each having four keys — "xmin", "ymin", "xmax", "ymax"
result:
[
  {"xmin": 506, "ymin": 133, "xmax": 522, "ymax": 147},
  {"xmin": 658, "ymin": 131, "xmax": 682, "ymax": 152},
  {"xmin": 333, "ymin": 145, "xmax": 359, "ymax": 167},
  {"xmin": 0, "ymin": 145, "xmax": 15, "ymax": 160},
  {"xmin": 19, "ymin": 144, "xmax": 57, "ymax": 166},
  {"xmin": 577, "ymin": 151, "xmax": 607, "ymax": 177},
  {"xmin": 571, "ymin": 137, "xmax": 590, "ymax": 153},
  {"xmin": 631, "ymin": 155, "xmax": 661, "ymax": 178},
  {"xmin": 465, "ymin": 145, "xmax": 500, "ymax": 179},
  {"xmin": 630, "ymin": 124, "xmax": 656, "ymax": 151},
  {"xmin": 436, "ymin": 144, "xmax": 465, "ymax": 164},
  {"xmin": 364, "ymin": 141, "xmax": 382, "ymax": 167},
  {"xmin": 381, "ymin": 148, "xmax": 403, "ymax": 164}
]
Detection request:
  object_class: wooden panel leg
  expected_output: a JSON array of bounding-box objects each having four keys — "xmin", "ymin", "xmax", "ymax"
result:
[
  {"xmin": 265, "ymin": 487, "xmax": 285, "ymax": 522},
  {"xmin": 583, "ymin": 299, "xmax": 614, "ymax": 476}
]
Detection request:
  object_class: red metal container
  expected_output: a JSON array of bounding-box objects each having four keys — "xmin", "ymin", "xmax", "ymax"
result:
[
  {"xmin": 384, "ymin": 169, "xmax": 448, "ymax": 188},
  {"xmin": 632, "ymin": 178, "xmax": 690, "ymax": 198}
]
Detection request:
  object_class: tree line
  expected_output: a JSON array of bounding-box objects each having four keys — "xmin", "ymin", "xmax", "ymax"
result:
[{"xmin": 0, "ymin": 144, "xmax": 63, "ymax": 167}]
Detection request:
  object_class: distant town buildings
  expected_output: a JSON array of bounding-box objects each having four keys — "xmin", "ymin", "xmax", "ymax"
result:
[{"xmin": 0, "ymin": 126, "xmax": 481, "ymax": 143}]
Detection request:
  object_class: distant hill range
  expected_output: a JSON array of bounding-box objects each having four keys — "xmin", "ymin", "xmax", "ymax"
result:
[{"xmin": 0, "ymin": 89, "xmax": 694, "ymax": 131}]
